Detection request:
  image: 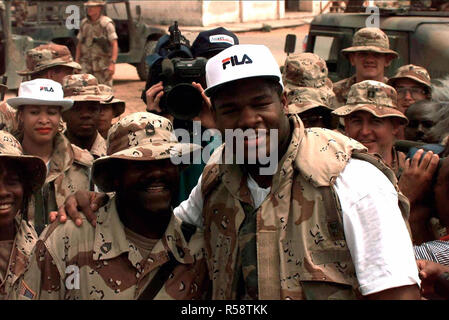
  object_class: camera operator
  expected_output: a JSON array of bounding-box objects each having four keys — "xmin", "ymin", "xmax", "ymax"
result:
[
  {"xmin": 142, "ymin": 25, "xmax": 238, "ymax": 127},
  {"xmin": 141, "ymin": 25, "xmax": 239, "ymax": 205}
]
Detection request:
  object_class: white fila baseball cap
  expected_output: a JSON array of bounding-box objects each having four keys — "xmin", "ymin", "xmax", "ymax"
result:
[
  {"xmin": 204, "ymin": 44, "xmax": 284, "ymax": 97},
  {"xmin": 7, "ymin": 78, "xmax": 73, "ymax": 112}
]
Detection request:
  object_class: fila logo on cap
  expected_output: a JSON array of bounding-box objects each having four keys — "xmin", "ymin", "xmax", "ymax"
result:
[
  {"xmin": 222, "ymin": 54, "xmax": 253, "ymax": 70},
  {"xmin": 40, "ymin": 86, "xmax": 54, "ymax": 92}
]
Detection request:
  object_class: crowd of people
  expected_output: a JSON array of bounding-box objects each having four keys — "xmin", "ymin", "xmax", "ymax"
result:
[{"xmin": 0, "ymin": 0, "xmax": 448, "ymax": 301}]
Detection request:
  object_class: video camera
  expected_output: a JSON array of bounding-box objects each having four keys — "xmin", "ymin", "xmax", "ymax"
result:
[{"xmin": 157, "ymin": 21, "xmax": 207, "ymax": 120}]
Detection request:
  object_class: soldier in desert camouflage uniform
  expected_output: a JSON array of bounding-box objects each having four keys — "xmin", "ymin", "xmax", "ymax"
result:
[
  {"xmin": 387, "ymin": 64, "xmax": 432, "ymax": 140},
  {"xmin": 0, "ymin": 131, "xmax": 46, "ymax": 300},
  {"xmin": 333, "ymin": 27, "xmax": 399, "ymax": 107},
  {"xmin": 61, "ymin": 44, "xmax": 422, "ymax": 300},
  {"xmin": 97, "ymin": 84, "xmax": 125, "ymax": 139},
  {"xmin": 0, "ymin": 43, "xmax": 81, "ymax": 137},
  {"xmin": 175, "ymin": 44, "xmax": 420, "ymax": 299},
  {"xmin": 332, "ymin": 80, "xmax": 441, "ymax": 245},
  {"xmin": 62, "ymin": 74, "xmax": 111, "ymax": 159},
  {"xmin": 333, "ymin": 80, "xmax": 409, "ymax": 176},
  {"xmin": 282, "ymin": 53, "xmax": 338, "ymax": 128},
  {"xmin": 7, "ymin": 79, "xmax": 93, "ymax": 235},
  {"xmin": 15, "ymin": 112, "xmax": 209, "ymax": 300},
  {"xmin": 387, "ymin": 64, "xmax": 432, "ymax": 114},
  {"xmin": 75, "ymin": 0, "xmax": 118, "ymax": 86}
]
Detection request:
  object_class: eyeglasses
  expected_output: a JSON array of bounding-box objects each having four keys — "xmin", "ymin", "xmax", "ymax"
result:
[{"xmin": 396, "ymin": 87, "xmax": 426, "ymax": 99}]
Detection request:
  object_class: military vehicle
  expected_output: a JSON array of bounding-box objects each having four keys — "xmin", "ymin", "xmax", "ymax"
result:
[
  {"xmin": 5, "ymin": 0, "xmax": 165, "ymax": 88},
  {"xmin": 0, "ymin": 1, "xmax": 34, "ymax": 90},
  {"xmin": 305, "ymin": 7, "xmax": 449, "ymax": 82}
]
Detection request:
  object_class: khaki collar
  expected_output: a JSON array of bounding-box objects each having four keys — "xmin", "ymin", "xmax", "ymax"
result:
[
  {"xmin": 92, "ymin": 197, "xmax": 195, "ymax": 272},
  {"xmin": 46, "ymin": 133, "xmax": 75, "ymax": 183},
  {"xmin": 90, "ymin": 132, "xmax": 107, "ymax": 158}
]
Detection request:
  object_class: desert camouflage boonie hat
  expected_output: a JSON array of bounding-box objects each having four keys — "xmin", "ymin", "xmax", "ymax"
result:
[
  {"xmin": 62, "ymin": 74, "xmax": 113, "ymax": 102},
  {"xmin": 286, "ymin": 86, "xmax": 337, "ymax": 114},
  {"xmin": 84, "ymin": 0, "xmax": 106, "ymax": 6},
  {"xmin": 332, "ymin": 80, "xmax": 408, "ymax": 124},
  {"xmin": 98, "ymin": 84, "xmax": 125, "ymax": 118},
  {"xmin": 17, "ymin": 43, "xmax": 81, "ymax": 76},
  {"xmin": 387, "ymin": 64, "xmax": 432, "ymax": 91},
  {"xmin": 92, "ymin": 112, "xmax": 202, "ymax": 192},
  {"xmin": 341, "ymin": 27, "xmax": 399, "ymax": 59},
  {"xmin": 0, "ymin": 130, "xmax": 46, "ymax": 192},
  {"xmin": 283, "ymin": 53, "xmax": 332, "ymax": 90}
]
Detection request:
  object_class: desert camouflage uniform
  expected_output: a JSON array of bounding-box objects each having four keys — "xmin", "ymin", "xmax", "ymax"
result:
[
  {"xmin": 0, "ymin": 102, "xmax": 18, "ymax": 135},
  {"xmin": 62, "ymin": 74, "xmax": 112, "ymax": 160},
  {"xmin": 387, "ymin": 64, "xmax": 432, "ymax": 93},
  {"xmin": 15, "ymin": 112, "xmax": 208, "ymax": 300},
  {"xmin": 78, "ymin": 16, "xmax": 118, "ymax": 86},
  {"xmin": 333, "ymin": 80, "xmax": 408, "ymax": 178},
  {"xmin": 374, "ymin": 1, "xmax": 411, "ymax": 8},
  {"xmin": 333, "ymin": 75, "xmax": 390, "ymax": 107},
  {"xmin": 200, "ymin": 114, "xmax": 410, "ymax": 300},
  {"xmin": 89, "ymin": 132, "xmax": 107, "ymax": 159},
  {"xmin": 17, "ymin": 43, "xmax": 81, "ymax": 79},
  {"xmin": 0, "ymin": 217, "xmax": 37, "ymax": 300},
  {"xmin": 28, "ymin": 133, "xmax": 93, "ymax": 235},
  {"xmin": 282, "ymin": 53, "xmax": 337, "ymax": 113},
  {"xmin": 334, "ymin": 27, "xmax": 398, "ymax": 107},
  {"xmin": 0, "ymin": 131, "xmax": 45, "ymax": 300},
  {"xmin": 286, "ymin": 86, "xmax": 336, "ymax": 115},
  {"xmin": 14, "ymin": 199, "xmax": 209, "ymax": 300},
  {"xmin": 282, "ymin": 52, "xmax": 334, "ymax": 92}
]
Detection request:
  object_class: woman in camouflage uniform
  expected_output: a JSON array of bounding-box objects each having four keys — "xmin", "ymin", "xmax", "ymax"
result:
[
  {"xmin": 7, "ymin": 79, "xmax": 93, "ymax": 235},
  {"xmin": 0, "ymin": 130, "xmax": 46, "ymax": 299}
]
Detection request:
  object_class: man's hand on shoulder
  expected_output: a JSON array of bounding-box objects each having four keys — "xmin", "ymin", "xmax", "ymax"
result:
[{"xmin": 49, "ymin": 191, "xmax": 109, "ymax": 227}]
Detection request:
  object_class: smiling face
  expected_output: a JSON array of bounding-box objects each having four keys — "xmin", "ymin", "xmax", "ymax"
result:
[
  {"xmin": 344, "ymin": 111, "xmax": 399, "ymax": 158},
  {"xmin": 86, "ymin": 5, "xmax": 102, "ymax": 21},
  {"xmin": 349, "ymin": 51, "xmax": 393, "ymax": 82},
  {"xmin": 212, "ymin": 78, "xmax": 290, "ymax": 164},
  {"xmin": 19, "ymin": 105, "xmax": 61, "ymax": 145},
  {"xmin": 115, "ymin": 159, "xmax": 180, "ymax": 215},
  {"xmin": 63, "ymin": 101, "xmax": 100, "ymax": 139},
  {"xmin": 0, "ymin": 160, "xmax": 24, "ymax": 228}
]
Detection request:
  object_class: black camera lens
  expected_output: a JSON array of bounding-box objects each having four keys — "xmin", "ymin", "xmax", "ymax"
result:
[{"xmin": 165, "ymin": 83, "xmax": 203, "ymax": 120}]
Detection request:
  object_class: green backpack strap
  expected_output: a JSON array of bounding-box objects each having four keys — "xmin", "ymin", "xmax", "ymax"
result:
[{"xmin": 320, "ymin": 186, "xmax": 345, "ymax": 242}]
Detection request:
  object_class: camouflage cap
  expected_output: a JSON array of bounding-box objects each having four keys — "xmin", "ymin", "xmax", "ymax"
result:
[
  {"xmin": 286, "ymin": 86, "xmax": 337, "ymax": 114},
  {"xmin": 92, "ymin": 112, "xmax": 202, "ymax": 192},
  {"xmin": 282, "ymin": 53, "xmax": 332, "ymax": 90},
  {"xmin": 332, "ymin": 80, "xmax": 408, "ymax": 124},
  {"xmin": 17, "ymin": 43, "xmax": 82, "ymax": 76},
  {"xmin": 387, "ymin": 64, "xmax": 432, "ymax": 90},
  {"xmin": 0, "ymin": 130, "xmax": 46, "ymax": 192},
  {"xmin": 84, "ymin": 0, "xmax": 106, "ymax": 6},
  {"xmin": 62, "ymin": 74, "xmax": 113, "ymax": 103},
  {"xmin": 98, "ymin": 84, "xmax": 125, "ymax": 117},
  {"xmin": 341, "ymin": 27, "xmax": 399, "ymax": 59}
]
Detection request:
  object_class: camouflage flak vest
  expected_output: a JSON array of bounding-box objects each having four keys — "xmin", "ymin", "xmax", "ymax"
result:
[{"xmin": 201, "ymin": 115, "xmax": 410, "ymax": 300}]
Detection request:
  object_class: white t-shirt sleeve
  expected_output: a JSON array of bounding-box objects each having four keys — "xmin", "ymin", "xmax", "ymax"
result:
[
  {"xmin": 173, "ymin": 174, "xmax": 204, "ymax": 229},
  {"xmin": 334, "ymin": 158, "xmax": 420, "ymax": 296}
]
